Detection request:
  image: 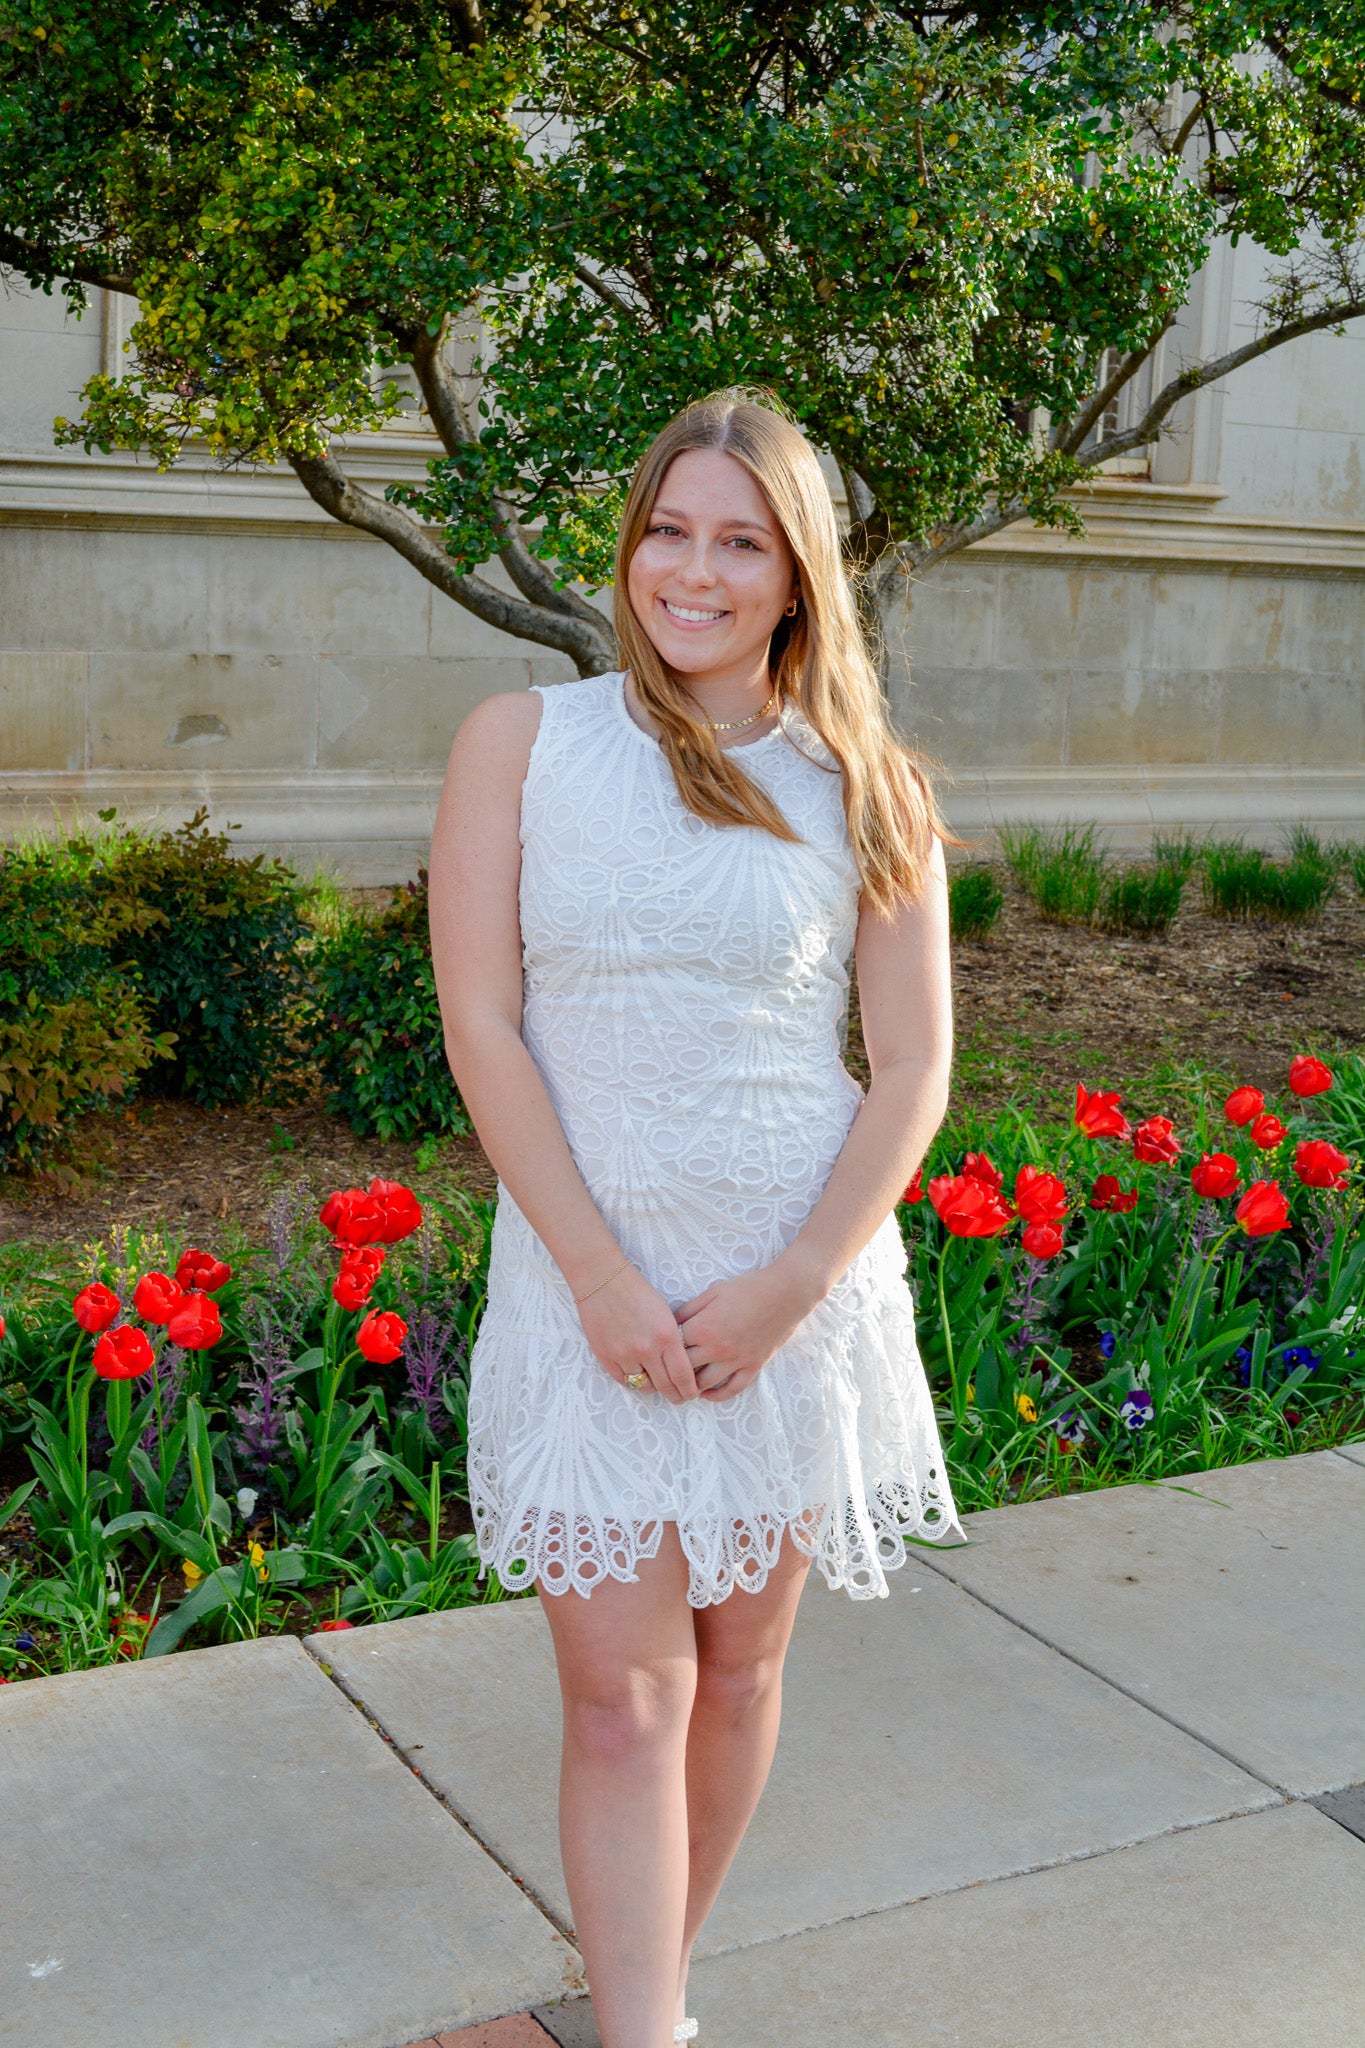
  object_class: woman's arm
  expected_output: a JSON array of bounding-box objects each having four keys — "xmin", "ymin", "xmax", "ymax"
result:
[
  {"xmin": 428, "ymin": 691, "xmax": 697, "ymax": 1403},
  {"xmin": 678, "ymin": 835, "xmax": 953, "ymax": 1397}
]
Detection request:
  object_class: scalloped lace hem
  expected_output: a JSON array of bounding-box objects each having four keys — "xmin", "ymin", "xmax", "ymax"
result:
[{"xmin": 471, "ymin": 1476, "xmax": 964, "ymax": 1607}]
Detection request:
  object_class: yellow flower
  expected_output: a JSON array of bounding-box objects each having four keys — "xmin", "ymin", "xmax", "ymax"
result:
[
  {"xmin": 965, "ymin": 1383, "xmax": 976, "ymax": 1405},
  {"xmin": 183, "ymin": 1559, "xmax": 204, "ymax": 1586},
  {"xmin": 1016, "ymin": 1393, "xmax": 1039, "ymax": 1423},
  {"xmin": 248, "ymin": 1540, "xmax": 268, "ymax": 1582}
]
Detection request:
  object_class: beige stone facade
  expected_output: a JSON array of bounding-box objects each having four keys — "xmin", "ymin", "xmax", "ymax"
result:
[{"xmin": 1, "ymin": 242, "xmax": 1361, "ymax": 881}]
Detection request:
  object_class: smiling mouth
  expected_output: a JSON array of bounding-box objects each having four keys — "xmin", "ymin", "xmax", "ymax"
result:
[{"xmin": 661, "ymin": 599, "xmax": 729, "ymax": 623}]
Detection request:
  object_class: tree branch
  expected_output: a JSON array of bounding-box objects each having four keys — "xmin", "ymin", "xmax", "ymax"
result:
[
  {"xmin": 288, "ymin": 446, "xmax": 615, "ymax": 675},
  {"xmin": 0, "ymin": 226, "xmax": 135, "ymax": 298},
  {"xmin": 870, "ymin": 295, "xmax": 1365, "ymax": 591},
  {"xmin": 1054, "ymin": 317, "xmax": 1171, "ymax": 457},
  {"xmin": 405, "ymin": 320, "xmax": 611, "ymax": 636},
  {"xmin": 1263, "ymin": 32, "xmax": 1363, "ymax": 114},
  {"xmin": 574, "ymin": 259, "xmax": 650, "ymax": 328},
  {"xmin": 1079, "ymin": 296, "xmax": 1365, "ymax": 466}
]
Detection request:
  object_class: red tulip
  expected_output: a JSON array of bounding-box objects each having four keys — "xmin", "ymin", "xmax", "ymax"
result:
[
  {"xmin": 357, "ymin": 1309, "xmax": 408, "ymax": 1364},
  {"xmin": 319, "ymin": 1188, "xmax": 388, "ymax": 1246},
  {"xmin": 92, "ymin": 1326, "xmax": 156, "ymax": 1380},
  {"xmin": 961, "ymin": 1152, "xmax": 1003, "ymax": 1193},
  {"xmin": 133, "ymin": 1271, "xmax": 184, "ymax": 1326},
  {"xmin": 1224, "ymin": 1085, "xmax": 1264, "ymax": 1127},
  {"xmin": 1132, "ymin": 1115, "xmax": 1180, "ymax": 1165},
  {"xmin": 0, "ymin": 1315, "xmax": 6, "ymax": 1342},
  {"xmin": 368, "ymin": 1178, "xmax": 424, "ymax": 1245},
  {"xmin": 1088, "ymin": 1171, "xmax": 1140, "ymax": 1213},
  {"xmin": 315, "ymin": 1618, "xmax": 354, "ymax": 1633},
  {"xmin": 1014, "ymin": 1165, "xmax": 1067, "ymax": 1224},
  {"xmin": 175, "ymin": 1247, "xmax": 232, "ymax": 1293},
  {"xmin": 1190, "ymin": 1153, "xmax": 1241, "ymax": 1200},
  {"xmin": 901, "ymin": 1167, "xmax": 925, "ymax": 1204},
  {"xmin": 1249, "ymin": 1112, "xmax": 1288, "ymax": 1151},
  {"xmin": 1288, "ymin": 1054, "xmax": 1333, "ymax": 1097},
  {"xmin": 166, "ymin": 1292, "xmax": 223, "ymax": 1351},
  {"xmin": 1295, "ymin": 1138, "xmax": 1350, "ymax": 1190},
  {"xmin": 1074, "ymin": 1083, "xmax": 1130, "ymax": 1140},
  {"xmin": 333, "ymin": 1244, "xmax": 386, "ymax": 1312},
  {"xmin": 928, "ymin": 1174, "xmax": 1015, "ymax": 1237},
  {"xmin": 1234, "ymin": 1180, "xmax": 1290, "ymax": 1236},
  {"xmin": 72, "ymin": 1282, "xmax": 120, "ymax": 1333},
  {"xmin": 1022, "ymin": 1219, "xmax": 1065, "ymax": 1259}
]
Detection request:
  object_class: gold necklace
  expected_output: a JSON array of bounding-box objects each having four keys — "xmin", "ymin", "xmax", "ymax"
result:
[{"xmin": 708, "ymin": 688, "xmax": 778, "ymax": 734}]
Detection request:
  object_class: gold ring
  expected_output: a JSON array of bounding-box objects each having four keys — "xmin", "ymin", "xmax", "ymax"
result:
[{"xmin": 624, "ymin": 1371, "xmax": 649, "ymax": 1390}]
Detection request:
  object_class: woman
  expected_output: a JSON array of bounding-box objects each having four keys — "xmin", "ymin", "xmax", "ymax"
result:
[{"xmin": 428, "ymin": 390, "xmax": 966, "ymax": 2048}]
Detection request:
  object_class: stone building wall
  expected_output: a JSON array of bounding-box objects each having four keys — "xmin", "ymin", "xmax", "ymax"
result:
[{"xmin": 0, "ymin": 240, "xmax": 1361, "ymax": 882}]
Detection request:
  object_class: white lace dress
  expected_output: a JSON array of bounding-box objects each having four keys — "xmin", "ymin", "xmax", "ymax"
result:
[{"xmin": 466, "ymin": 671, "xmax": 965, "ymax": 1605}]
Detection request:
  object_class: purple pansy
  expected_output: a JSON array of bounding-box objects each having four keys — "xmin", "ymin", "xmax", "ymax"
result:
[{"xmin": 1120, "ymin": 1389, "xmax": 1154, "ymax": 1431}]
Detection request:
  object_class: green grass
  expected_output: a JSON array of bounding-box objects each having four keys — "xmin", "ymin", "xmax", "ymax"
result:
[
  {"xmin": 999, "ymin": 821, "xmax": 1109, "ymax": 925},
  {"xmin": 948, "ymin": 864, "xmax": 1005, "ymax": 940},
  {"xmin": 1149, "ymin": 828, "xmax": 1205, "ymax": 881},
  {"xmin": 1098, "ymin": 866, "xmax": 1186, "ymax": 937},
  {"xmin": 1200, "ymin": 829, "xmax": 1337, "ymax": 922}
]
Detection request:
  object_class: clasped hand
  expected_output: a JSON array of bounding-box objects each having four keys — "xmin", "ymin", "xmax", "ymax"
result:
[{"xmin": 577, "ymin": 1259, "xmax": 821, "ymax": 1404}]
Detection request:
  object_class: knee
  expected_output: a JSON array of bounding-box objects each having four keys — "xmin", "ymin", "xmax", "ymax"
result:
[
  {"xmin": 562, "ymin": 1663, "xmax": 694, "ymax": 1768},
  {"xmin": 694, "ymin": 1646, "xmax": 783, "ymax": 1724}
]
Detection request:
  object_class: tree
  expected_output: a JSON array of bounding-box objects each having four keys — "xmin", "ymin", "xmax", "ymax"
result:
[{"xmin": 2, "ymin": 1, "xmax": 1361, "ymax": 676}]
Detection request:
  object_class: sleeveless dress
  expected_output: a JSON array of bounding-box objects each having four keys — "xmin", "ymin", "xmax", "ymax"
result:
[{"xmin": 466, "ymin": 671, "xmax": 965, "ymax": 1606}]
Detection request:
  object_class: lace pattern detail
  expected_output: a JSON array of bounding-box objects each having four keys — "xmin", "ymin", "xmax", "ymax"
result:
[{"xmin": 466, "ymin": 673, "xmax": 965, "ymax": 1606}]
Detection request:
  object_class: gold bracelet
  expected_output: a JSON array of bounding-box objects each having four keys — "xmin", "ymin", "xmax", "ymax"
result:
[{"xmin": 573, "ymin": 1257, "xmax": 630, "ymax": 1305}]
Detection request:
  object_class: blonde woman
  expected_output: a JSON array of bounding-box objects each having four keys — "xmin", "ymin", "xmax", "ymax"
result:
[{"xmin": 429, "ymin": 391, "xmax": 966, "ymax": 2048}]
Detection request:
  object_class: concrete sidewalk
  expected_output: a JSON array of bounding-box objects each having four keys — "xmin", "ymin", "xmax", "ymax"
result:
[{"xmin": 2, "ymin": 1448, "xmax": 1361, "ymax": 2048}]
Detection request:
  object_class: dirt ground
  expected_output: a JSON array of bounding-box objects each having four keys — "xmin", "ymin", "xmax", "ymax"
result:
[{"xmin": 3, "ymin": 876, "xmax": 1361, "ymax": 1250}]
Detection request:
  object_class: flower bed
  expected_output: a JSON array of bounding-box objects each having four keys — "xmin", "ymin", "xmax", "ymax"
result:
[
  {"xmin": 1, "ymin": 1051, "xmax": 1361, "ymax": 1680},
  {"xmin": 899, "ymin": 1050, "xmax": 1364, "ymax": 1511}
]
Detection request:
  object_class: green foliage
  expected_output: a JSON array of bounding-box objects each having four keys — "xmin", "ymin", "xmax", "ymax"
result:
[
  {"xmin": 102, "ymin": 810, "xmax": 312, "ymax": 1106},
  {"xmin": 1, "ymin": 3, "xmax": 1359, "ymax": 662},
  {"xmin": 1000, "ymin": 822, "xmax": 1109, "ymax": 925},
  {"xmin": 0, "ymin": 814, "xmax": 310, "ymax": 1168},
  {"xmin": 1200, "ymin": 833, "xmax": 1337, "ymax": 921},
  {"xmin": 308, "ymin": 871, "xmax": 467, "ymax": 1144},
  {"xmin": 0, "ymin": 833, "xmax": 170, "ymax": 1170},
  {"xmin": 948, "ymin": 864, "xmax": 1005, "ymax": 941},
  {"xmin": 1317, "ymin": 1051, "xmax": 1365, "ymax": 1162},
  {"xmin": 1098, "ymin": 866, "xmax": 1186, "ymax": 937}
]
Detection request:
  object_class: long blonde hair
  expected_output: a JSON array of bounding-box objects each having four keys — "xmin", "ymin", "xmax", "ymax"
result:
[{"xmin": 613, "ymin": 389, "xmax": 965, "ymax": 912}]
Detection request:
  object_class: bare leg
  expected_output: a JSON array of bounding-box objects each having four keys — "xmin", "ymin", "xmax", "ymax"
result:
[
  {"xmin": 675, "ymin": 1530, "xmax": 813, "ymax": 2023},
  {"xmin": 537, "ymin": 1529, "xmax": 698, "ymax": 2048}
]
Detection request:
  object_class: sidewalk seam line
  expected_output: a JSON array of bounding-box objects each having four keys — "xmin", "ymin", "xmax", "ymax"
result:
[
  {"xmin": 301, "ymin": 1639, "xmax": 581, "ymax": 1949},
  {"xmin": 913, "ymin": 1554, "xmax": 1293, "ymax": 1797},
  {"xmin": 686, "ymin": 1803, "xmax": 1309, "ymax": 1967}
]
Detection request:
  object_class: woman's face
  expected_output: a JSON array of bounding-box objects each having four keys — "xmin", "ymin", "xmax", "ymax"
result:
[{"xmin": 626, "ymin": 447, "xmax": 798, "ymax": 681}]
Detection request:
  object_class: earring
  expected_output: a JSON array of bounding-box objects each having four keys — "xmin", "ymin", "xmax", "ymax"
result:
[{"xmin": 784, "ymin": 596, "xmax": 799, "ymax": 616}]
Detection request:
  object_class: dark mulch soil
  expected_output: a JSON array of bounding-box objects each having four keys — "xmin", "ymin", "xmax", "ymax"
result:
[{"xmin": 3, "ymin": 879, "xmax": 1360, "ymax": 1250}]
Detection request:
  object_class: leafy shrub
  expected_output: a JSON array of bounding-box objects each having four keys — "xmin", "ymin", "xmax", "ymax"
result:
[
  {"xmin": 1098, "ymin": 866, "xmax": 1185, "ymax": 937},
  {"xmin": 949, "ymin": 864, "xmax": 1004, "ymax": 940},
  {"xmin": 308, "ymin": 871, "xmax": 467, "ymax": 1142},
  {"xmin": 101, "ymin": 810, "xmax": 312, "ymax": 1106},
  {"xmin": 999, "ymin": 822, "xmax": 1108, "ymax": 925},
  {"xmin": 0, "ymin": 837, "xmax": 170, "ymax": 1170},
  {"xmin": 1201, "ymin": 833, "xmax": 1336, "ymax": 921}
]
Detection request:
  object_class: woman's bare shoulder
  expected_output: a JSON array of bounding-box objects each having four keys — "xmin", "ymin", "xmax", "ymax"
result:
[{"xmin": 449, "ymin": 687, "xmax": 545, "ymax": 774}]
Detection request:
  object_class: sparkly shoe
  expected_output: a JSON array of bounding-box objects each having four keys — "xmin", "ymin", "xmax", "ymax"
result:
[{"xmin": 674, "ymin": 2023, "xmax": 699, "ymax": 2043}]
